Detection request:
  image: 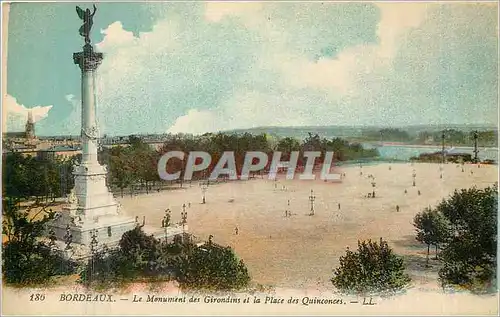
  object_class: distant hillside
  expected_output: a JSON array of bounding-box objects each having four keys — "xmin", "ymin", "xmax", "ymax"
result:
[
  {"xmin": 228, "ymin": 125, "xmax": 498, "ymax": 140},
  {"xmin": 35, "ymin": 124, "xmax": 497, "ymax": 141}
]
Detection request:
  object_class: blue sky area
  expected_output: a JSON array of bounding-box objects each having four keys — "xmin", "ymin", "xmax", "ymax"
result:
[{"xmin": 4, "ymin": 2, "xmax": 498, "ymax": 136}]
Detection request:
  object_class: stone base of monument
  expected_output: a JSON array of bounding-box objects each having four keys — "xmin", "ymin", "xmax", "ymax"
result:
[
  {"xmin": 49, "ymin": 205, "xmax": 137, "ymax": 248},
  {"xmin": 142, "ymin": 224, "xmax": 188, "ymax": 241},
  {"xmin": 49, "ymin": 209, "xmax": 190, "ymax": 260}
]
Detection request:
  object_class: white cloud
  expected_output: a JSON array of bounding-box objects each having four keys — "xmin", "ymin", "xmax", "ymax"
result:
[
  {"xmin": 375, "ymin": 3, "xmax": 429, "ymax": 59},
  {"xmin": 3, "ymin": 94, "xmax": 52, "ymax": 132},
  {"xmin": 204, "ymin": 2, "xmax": 263, "ymax": 26},
  {"xmin": 167, "ymin": 109, "xmax": 218, "ymax": 135},
  {"xmin": 59, "ymin": 94, "xmax": 82, "ymax": 135},
  {"xmin": 264, "ymin": 3, "xmax": 430, "ymax": 96},
  {"xmin": 87, "ymin": 3, "xmax": 497, "ymax": 136}
]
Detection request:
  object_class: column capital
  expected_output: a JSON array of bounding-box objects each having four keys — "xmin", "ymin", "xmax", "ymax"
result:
[{"xmin": 73, "ymin": 44, "xmax": 103, "ymax": 72}]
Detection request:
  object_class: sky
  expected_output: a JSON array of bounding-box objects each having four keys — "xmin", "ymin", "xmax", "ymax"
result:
[{"xmin": 4, "ymin": 2, "xmax": 499, "ymax": 136}]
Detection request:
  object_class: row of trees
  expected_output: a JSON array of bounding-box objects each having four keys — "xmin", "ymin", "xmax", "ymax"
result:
[
  {"xmin": 413, "ymin": 185, "xmax": 497, "ymax": 292},
  {"xmin": 102, "ymin": 132, "xmax": 378, "ymax": 196},
  {"xmin": 417, "ymin": 129, "xmax": 497, "ymax": 146},
  {"xmin": 360, "ymin": 128, "xmax": 497, "ymax": 146},
  {"xmin": 362, "ymin": 128, "xmax": 412, "ymax": 142}
]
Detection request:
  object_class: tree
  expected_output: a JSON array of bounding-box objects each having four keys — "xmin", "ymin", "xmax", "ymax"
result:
[
  {"xmin": 109, "ymin": 151, "xmax": 133, "ymax": 197},
  {"xmin": 436, "ymin": 185, "xmax": 497, "ymax": 292},
  {"xmin": 413, "ymin": 208, "xmax": 450, "ymax": 266},
  {"xmin": 331, "ymin": 238, "xmax": 411, "ymax": 295},
  {"xmin": 177, "ymin": 241, "xmax": 250, "ymax": 291},
  {"xmin": 2, "ymin": 198, "xmax": 76, "ymax": 285}
]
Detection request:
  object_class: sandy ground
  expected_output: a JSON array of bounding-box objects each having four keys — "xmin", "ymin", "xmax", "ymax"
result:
[
  {"xmin": 2, "ymin": 162, "xmax": 499, "ymax": 316},
  {"xmin": 116, "ymin": 162, "xmax": 498, "ymax": 291}
]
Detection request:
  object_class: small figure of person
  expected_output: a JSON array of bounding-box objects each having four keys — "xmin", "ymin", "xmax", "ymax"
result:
[
  {"xmin": 396, "ymin": 205, "xmax": 400, "ymax": 212},
  {"xmin": 338, "ymin": 203, "xmax": 341, "ymax": 210},
  {"xmin": 235, "ymin": 227, "xmax": 239, "ymax": 235},
  {"xmin": 418, "ymin": 190, "xmax": 421, "ymax": 196},
  {"xmin": 404, "ymin": 189, "xmax": 407, "ymax": 194},
  {"xmin": 188, "ymin": 202, "xmax": 191, "ymax": 208}
]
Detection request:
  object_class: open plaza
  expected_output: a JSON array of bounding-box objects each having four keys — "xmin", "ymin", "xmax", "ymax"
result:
[{"xmin": 117, "ymin": 161, "xmax": 498, "ymax": 291}]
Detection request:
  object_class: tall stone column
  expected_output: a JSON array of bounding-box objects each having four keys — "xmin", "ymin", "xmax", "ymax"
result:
[{"xmin": 74, "ymin": 44, "xmax": 102, "ymax": 167}]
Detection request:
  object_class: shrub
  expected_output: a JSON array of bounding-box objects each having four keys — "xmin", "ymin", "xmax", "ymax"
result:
[
  {"xmin": 79, "ymin": 228, "xmax": 245, "ymax": 291},
  {"xmin": 177, "ymin": 242, "xmax": 250, "ymax": 291},
  {"xmin": 3, "ymin": 241, "xmax": 77, "ymax": 285},
  {"xmin": 331, "ymin": 238, "xmax": 411, "ymax": 295}
]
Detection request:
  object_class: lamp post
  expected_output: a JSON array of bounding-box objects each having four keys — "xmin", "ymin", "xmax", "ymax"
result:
[
  {"xmin": 88, "ymin": 229, "xmax": 99, "ymax": 283},
  {"xmin": 48, "ymin": 228, "xmax": 57, "ymax": 250},
  {"xmin": 163, "ymin": 208, "xmax": 171, "ymax": 243},
  {"xmin": 441, "ymin": 130, "xmax": 446, "ymax": 164},
  {"xmin": 200, "ymin": 182, "xmax": 208, "ymax": 204},
  {"xmin": 90, "ymin": 229, "xmax": 99, "ymax": 255},
  {"xmin": 472, "ymin": 130, "xmax": 479, "ymax": 164},
  {"xmin": 181, "ymin": 206, "xmax": 188, "ymax": 234},
  {"xmin": 63, "ymin": 224, "xmax": 73, "ymax": 250},
  {"xmin": 309, "ymin": 189, "xmax": 316, "ymax": 215}
]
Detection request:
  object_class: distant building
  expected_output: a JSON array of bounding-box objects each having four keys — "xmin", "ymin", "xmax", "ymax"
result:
[
  {"xmin": 25, "ymin": 111, "xmax": 35, "ymax": 140},
  {"xmin": 2, "ymin": 144, "xmax": 38, "ymax": 158},
  {"xmin": 3, "ymin": 110, "xmax": 37, "ymax": 146},
  {"xmin": 412, "ymin": 151, "xmax": 472, "ymax": 163},
  {"xmin": 37, "ymin": 145, "xmax": 82, "ymax": 161}
]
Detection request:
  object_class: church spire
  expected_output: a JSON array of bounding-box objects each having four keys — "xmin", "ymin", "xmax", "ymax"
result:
[{"xmin": 25, "ymin": 110, "xmax": 35, "ymax": 139}]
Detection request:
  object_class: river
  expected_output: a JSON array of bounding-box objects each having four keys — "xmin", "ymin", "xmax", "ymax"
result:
[{"xmin": 363, "ymin": 144, "xmax": 498, "ymax": 162}]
